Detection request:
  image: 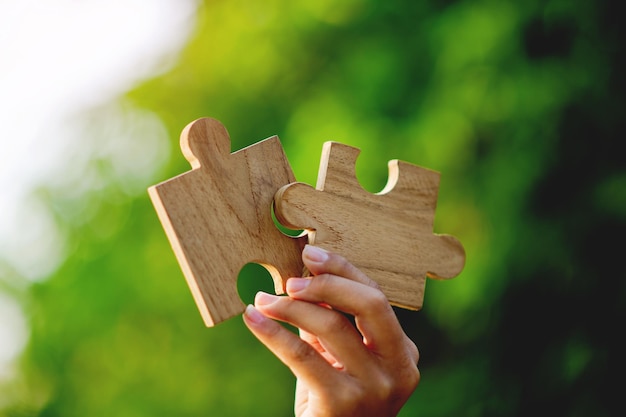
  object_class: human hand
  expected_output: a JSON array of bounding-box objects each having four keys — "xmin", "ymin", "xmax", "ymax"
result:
[{"xmin": 243, "ymin": 245, "xmax": 420, "ymax": 417}]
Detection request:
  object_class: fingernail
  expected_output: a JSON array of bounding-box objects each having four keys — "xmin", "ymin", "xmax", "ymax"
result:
[
  {"xmin": 287, "ymin": 277, "xmax": 311, "ymax": 294},
  {"xmin": 303, "ymin": 245, "xmax": 328, "ymax": 263},
  {"xmin": 254, "ymin": 291, "xmax": 280, "ymax": 307},
  {"xmin": 243, "ymin": 304, "xmax": 266, "ymax": 325}
]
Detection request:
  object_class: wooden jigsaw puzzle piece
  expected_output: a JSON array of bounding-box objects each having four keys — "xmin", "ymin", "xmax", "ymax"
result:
[
  {"xmin": 148, "ymin": 118, "xmax": 305, "ymax": 327},
  {"xmin": 274, "ymin": 141, "xmax": 465, "ymax": 311}
]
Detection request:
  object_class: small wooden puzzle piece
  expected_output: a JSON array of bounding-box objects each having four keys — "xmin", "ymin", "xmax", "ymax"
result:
[
  {"xmin": 273, "ymin": 142, "xmax": 465, "ymax": 311},
  {"xmin": 148, "ymin": 118, "xmax": 305, "ymax": 327}
]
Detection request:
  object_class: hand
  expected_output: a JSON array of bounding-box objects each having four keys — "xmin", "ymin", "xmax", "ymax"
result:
[{"xmin": 243, "ymin": 245, "xmax": 420, "ymax": 417}]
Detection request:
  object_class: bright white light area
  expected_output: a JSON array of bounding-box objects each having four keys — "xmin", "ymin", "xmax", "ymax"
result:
[{"xmin": 0, "ymin": 0, "xmax": 198, "ymax": 386}]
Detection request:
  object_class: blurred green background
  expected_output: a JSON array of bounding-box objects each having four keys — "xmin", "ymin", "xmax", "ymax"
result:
[{"xmin": 1, "ymin": 0, "xmax": 624, "ymax": 415}]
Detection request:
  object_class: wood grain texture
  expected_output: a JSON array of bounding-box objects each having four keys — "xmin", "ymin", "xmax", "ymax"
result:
[
  {"xmin": 148, "ymin": 118, "xmax": 305, "ymax": 326},
  {"xmin": 274, "ymin": 141, "xmax": 465, "ymax": 311}
]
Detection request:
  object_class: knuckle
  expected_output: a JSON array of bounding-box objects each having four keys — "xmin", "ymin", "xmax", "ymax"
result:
[
  {"xmin": 412, "ymin": 366, "xmax": 421, "ymax": 389},
  {"xmin": 403, "ymin": 362, "xmax": 421, "ymax": 390},
  {"xmin": 289, "ymin": 338, "xmax": 318, "ymax": 364},
  {"xmin": 404, "ymin": 336, "xmax": 420, "ymax": 363},
  {"xmin": 311, "ymin": 273, "xmax": 333, "ymax": 293},
  {"xmin": 368, "ymin": 289, "xmax": 391, "ymax": 313},
  {"xmin": 396, "ymin": 358, "xmax": 421, "ymax": 393},
  {"xmin": 378, "ymin": 366, "xmax": 420, "ymax": 409},
  {"xmin": 325, "ymin": 310, "xmax": 353, "ymax": 334},
  {"xmin": 305, "ymin": 273, "xmax": 331, "ymax": 301}
]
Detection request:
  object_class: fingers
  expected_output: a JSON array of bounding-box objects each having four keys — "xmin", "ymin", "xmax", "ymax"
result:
[
  {"xmin": 302, "ymin": 245, "xmax": 379, "ymax": 289},
  {"xmin": 251, "ymin": 292, "xmax": 374, "ymax": 374},
  {"xmin": 291, "ymin": 245, "xmax": 408, "ymax": 359},
  {"xmin": 242, "ymin": 304, "xmax": 340, "ymax": 391},
  {"xmin": 244, "ymin": 245, "xmax": 421, "ymax": 417},
  {"xmin": 299, "ymin": 329, "xmax": 342, "ymax": 368}
]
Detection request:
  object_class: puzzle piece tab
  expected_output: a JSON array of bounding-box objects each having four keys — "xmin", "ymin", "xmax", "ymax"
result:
[
  {"xmin": 148, "ymin": 118, "xmax": 305, "ymax": 327},
  {"xmin": 273, "ymin": 141, "xmax": 465, "ymax": 311}
]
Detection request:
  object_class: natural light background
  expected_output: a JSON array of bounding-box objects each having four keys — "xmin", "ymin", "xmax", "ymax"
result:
[
  {"xmin": 0, "ymin": 0, "xmax": 198, "ymax": 383},
  {"xmin": 0, "ymin": 1, "xmax": 620, "ymax": 415}
]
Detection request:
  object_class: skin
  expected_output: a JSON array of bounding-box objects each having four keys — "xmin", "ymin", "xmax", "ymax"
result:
[{"xmin": 243, "ymin": 244, "xmax": 420, "ymax": 417}]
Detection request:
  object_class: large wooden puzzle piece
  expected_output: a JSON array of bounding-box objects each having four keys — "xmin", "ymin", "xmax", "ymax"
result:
[
  {"xmin": 148, "ymin": 118, "xmax": 305, "ymax": 327},
  {"xmin": 273, "ymin": 142, "xmax": 465, "ymax": 311}
]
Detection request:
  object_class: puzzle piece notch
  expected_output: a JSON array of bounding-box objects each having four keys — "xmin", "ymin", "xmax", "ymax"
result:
[
  {"xmin": 148, "ymin": 118, "xmax": 305, "ymax": 327},
  {"xmin": 274, "ymin": 141, "xmax": 465, "ymax": 311},
  {"xmin": 318, "ymin": 142, "xmax": 441, "ymax": 233}
]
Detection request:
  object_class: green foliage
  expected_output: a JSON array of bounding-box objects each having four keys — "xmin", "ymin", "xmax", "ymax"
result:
[{"xmin": 3, "ymin": 0, "xmax": 624, "ymax": 415}]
